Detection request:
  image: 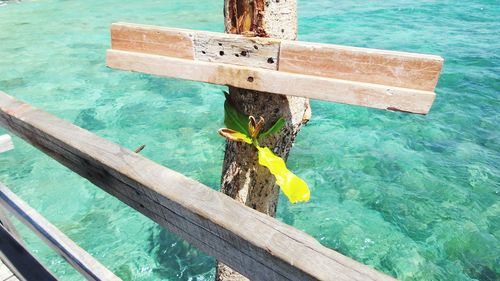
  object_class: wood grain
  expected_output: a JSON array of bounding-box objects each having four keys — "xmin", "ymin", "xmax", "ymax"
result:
[
  {"xmin": 193, "ymin": 30, "xmax": 281, "ymax": 70},
  {"xmin": 111, "ymin": 23, "xmax": 194, "ymax": 59},
  {"xmin": 0, "ymin": 91, "xmax": 397, "ymax": 281},
  {"xmin": 107, "ymin": 49, "xmax": 435, "ymax": 114},
  {"xmin": 109, "ymin": 22, "xmax": 443, "ymax": 94},
  {"xmin": 0, "ymin": 183, "xmax": 122, "ymax": 281},
  {"xmin": 112, "ymin": 23, "xmax": 281, "ymax": 70},
  {"xmin": 279, "ymin": 41, "xmax": 443, "ymax": 91},
  {"xmin": 0, "ymin": 135, "xmax": 13, "ymax": 154}
]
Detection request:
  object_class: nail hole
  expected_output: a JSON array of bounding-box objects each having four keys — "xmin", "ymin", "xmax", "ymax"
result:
[
  {"xmin": 240, "ymin": 51, "xmax": 247, "ymax": 56},
  {"xmin": 139, "ymin": 204, "xmax": 145, "ymax": 208},
  {"xmin": 281, "ymin": 29, "xmax": 285, "ymax": 33},
  {"xmin": 218, "ymin": 43, "xmax": 223, "ymax": 46},
  {"xmin": 201, "ymin": 50, "xmax": 206, "ymax": 54},
  {"xmin": 254, "ymin": 45, "xmax": 259, "ymax": 50},
  {"xmin": 267, "ymin": 57, "xmax": 274, "ymax": 64},
  {"xmin": 235, "ymin": 54, "xmax": 240, "ymax": 57},
  {"xmin": 247, "ymin": 76, "xmax": 254, "ymax": 82},
  {"xmin": 219, "ymin": 51, "xmax": 225, "ymax": 56}
]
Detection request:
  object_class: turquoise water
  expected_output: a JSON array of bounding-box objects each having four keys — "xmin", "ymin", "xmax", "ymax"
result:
[{"xmin": 0, "ymin": 0, "xmax": 499, "ymax": 280}]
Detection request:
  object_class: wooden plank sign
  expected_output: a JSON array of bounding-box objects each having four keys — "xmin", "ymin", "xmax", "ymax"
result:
[{"xmin": 107, "ymin": 22, "xmax": 444, "ymax": 114}]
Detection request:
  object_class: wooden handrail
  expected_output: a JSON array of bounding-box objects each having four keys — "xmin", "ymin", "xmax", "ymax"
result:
[
  {"xmin": 0, "ymin": 183, "xmax": 122, "ymax": 281},
  {"xmin": 0, "ymin": 223, "xmax": 58, "ymax": 281},
  {"xmin": 0, "ymin": 91, "xmax": 397, "ymax": 281}
]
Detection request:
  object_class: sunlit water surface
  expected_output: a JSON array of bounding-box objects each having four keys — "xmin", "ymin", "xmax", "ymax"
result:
[{"xmin": 0, "ymin": 0, "xmax": 499, "ymax": 280}]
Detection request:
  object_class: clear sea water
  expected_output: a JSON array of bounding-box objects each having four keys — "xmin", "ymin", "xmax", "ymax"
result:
[{"xmin": 0, "ymin": 0, "xmax": 499, "ymax": 280}]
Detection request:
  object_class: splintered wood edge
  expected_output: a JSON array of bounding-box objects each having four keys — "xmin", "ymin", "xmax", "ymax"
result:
[
  {"xmin": 0, "ymin": 91, "xmax": 397, "ymax": 281},
  {"xmin": 107, "ymin": 49, "xmax": 435, "ymax": 114},
  {"xmin": 110, "ymin": 22, "xmax": 444, "ymax": 93}
]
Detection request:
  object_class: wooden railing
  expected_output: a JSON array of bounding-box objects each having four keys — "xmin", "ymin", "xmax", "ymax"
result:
[
  {"xmin": 0, "ymin": 91, "xmax": 396, "ymax": 281},
  {"xmin": 0, "ymin": 183, "xmax": 121, "ymax": 281},
  {"xmin": 0, "ymin": 222, "xmax": 58, "ymax": 281}
]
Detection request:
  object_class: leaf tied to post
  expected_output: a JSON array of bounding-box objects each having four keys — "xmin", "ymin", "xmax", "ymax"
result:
[{"xmin": 220, "ymin": 93, "xmax": 310, "ymax": 204}]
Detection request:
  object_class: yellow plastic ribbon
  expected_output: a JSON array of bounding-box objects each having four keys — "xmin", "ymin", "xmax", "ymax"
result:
[{"xmin": 256, "ymin": 146, "xmax": 310, "ymax": 203}]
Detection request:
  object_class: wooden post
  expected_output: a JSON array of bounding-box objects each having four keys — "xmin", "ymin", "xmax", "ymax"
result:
[{"xmin": 217, "ymin": 0, "xmax": 310, "ymax": 279}]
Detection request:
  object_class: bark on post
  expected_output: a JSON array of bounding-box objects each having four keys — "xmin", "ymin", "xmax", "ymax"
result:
[{"xmin": 217, "ymin": 0, "xmax": 310, "ymax": 279}]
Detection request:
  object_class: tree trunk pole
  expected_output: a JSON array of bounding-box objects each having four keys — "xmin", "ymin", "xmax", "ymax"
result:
[{"xmin": 217, "ymin": 0, "xmax": 310, "ymax": 280}]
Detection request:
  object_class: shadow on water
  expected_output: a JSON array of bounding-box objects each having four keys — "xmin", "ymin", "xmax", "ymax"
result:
[{"xmin": 147, "ymin": 227, "xmax": 215, "ymax": 281}]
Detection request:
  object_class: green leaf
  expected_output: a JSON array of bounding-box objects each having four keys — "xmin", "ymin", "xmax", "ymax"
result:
[
  {"xmin": 256, "ymin": 146, "xmax": 310, "ymax": 203},
  {"xmin": 218, "ymin": 128, "xmax": 253, "ymax": 144},
  {"xmin": 259, "ymin": 118, "xmax": 285, "ymax": 140},
  {"xmin": 224, "ymin": 96, "xmax": 249, "ymax": 136}
]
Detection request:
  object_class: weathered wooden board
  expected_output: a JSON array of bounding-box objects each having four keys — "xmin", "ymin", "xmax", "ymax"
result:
[
  {"xmin": 108, "ymin": 23, "xmax": 443, "ymax": 114},
  {"xmin": 0, "ymin": 183, "xmax": 122, "ymax": 281},
  {"xmin": 111, "ymin": 22, "xmax": 281, "ymax": 70},
  {"xmin": 0, "ymin": 224, "xmax": 58, "ymax": 281},
  {"xmin": 0, "ymin": 91, "xmax": 397, "ymax": 281},
  {"xmin": 192, "ymin": 30, "xmax": 281, "ymax": 70},
  {"xmin": 111, "ymin": 23, "xmax": 194, "ymax": 59},
  {"xmin": 279, "ymin": 41, "xmax": 443, "ymax": 91},
  {"xmin": 107, "ymin": 49, "xmax": 435, "ymax": 114},
  {"xmin": 0, "ymin": 135, "xmax": 13, "ymax": 154}
]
